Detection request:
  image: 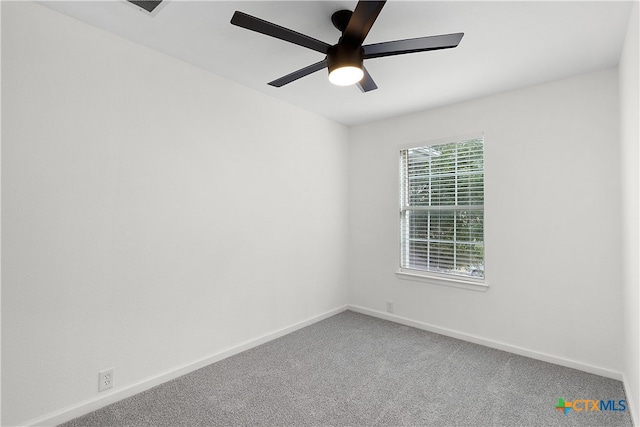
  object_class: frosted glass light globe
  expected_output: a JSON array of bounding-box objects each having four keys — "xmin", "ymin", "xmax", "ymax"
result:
[{"xmin": 328, "ymin": 66, "xmax": 364, "ymax": 86}]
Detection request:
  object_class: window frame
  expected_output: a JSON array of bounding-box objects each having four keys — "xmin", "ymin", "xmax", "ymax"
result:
[{"xmin": 396, "ymin": 133, "xmax": 487, "ymax": 291}]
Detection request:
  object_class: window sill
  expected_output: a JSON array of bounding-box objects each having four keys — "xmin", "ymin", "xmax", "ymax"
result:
[{"xmin": 395, "ymin": 269, "xmax": 488, "ymax": 292}]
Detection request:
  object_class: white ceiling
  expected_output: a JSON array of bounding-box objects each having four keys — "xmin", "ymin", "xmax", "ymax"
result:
[{"xmin": 40, "ymin": 1, "xmax": 634, "ymax": 126}]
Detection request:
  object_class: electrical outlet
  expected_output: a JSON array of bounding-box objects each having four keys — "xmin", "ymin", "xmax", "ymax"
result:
[
  {"xmin": 99, "ymin": 368, "xmax": 114, "ymax": 392},
  {"xmin": 386, "ymin": 301, "xmax": 394, "ymax": 313}
]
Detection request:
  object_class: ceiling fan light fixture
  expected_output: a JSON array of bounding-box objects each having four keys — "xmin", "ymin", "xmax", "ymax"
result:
[
  {"xmin": 327, "ymin": 44, "xmax": 364, "ymax": 86},
  {"xmin": 231, "ymin": 1, "xmax": 464, "ymax": 92},
  {"xmin": 329, "ymin": 66, "xmax": 364, "ymax": 86}
]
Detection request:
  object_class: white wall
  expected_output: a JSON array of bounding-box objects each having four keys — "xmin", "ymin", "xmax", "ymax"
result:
[
  {"xmin": 620, "ymin": 2, "xmax": 640, "ymax": 423},
  {"xmin": 349, "ymin": 68, "xmax": 623, "ymax": 375},
  {"xmin": 1, "ymin": 3, "xmax": 349, "ymax": 425}
]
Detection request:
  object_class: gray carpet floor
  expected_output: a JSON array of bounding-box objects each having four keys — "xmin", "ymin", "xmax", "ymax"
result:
[{"xmin": 61, "ymin": 311, "xmax": 632, "ymax": 426}]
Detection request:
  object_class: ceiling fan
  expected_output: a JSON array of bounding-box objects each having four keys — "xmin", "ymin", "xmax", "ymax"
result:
[{"xmin": 230, "ymin": 1, "xmax": 464, "ymax": 92}]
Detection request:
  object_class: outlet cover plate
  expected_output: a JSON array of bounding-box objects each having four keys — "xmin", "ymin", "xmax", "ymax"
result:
[{"xmin": 99, "ymin": 368, "xmax": 114, "ymax": 392}]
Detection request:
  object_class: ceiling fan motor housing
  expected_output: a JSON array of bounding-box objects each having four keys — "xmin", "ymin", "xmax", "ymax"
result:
[{"xmin": 327, "ymin": 44, "xmax": 364, "ymax": 74}]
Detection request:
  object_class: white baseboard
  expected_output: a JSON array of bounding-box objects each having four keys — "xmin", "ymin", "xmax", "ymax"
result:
[
  {"xmin": 347, "ymin": 304, "xmax": 623, "ymax": 381},
  {"xmin": 22, "ymin": 305, "xmax": 348, "ymax": 427},
  {"xmin": 623, "ymin": 373, "xmax": 638, "ymax": 426},
  {"xmin": 21, "ymin": 304, "xmax": 625, "ymax": 426}
]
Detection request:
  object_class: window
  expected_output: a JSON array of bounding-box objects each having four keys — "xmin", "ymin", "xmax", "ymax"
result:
[{"xmin": 399, "ymin": 136, "xmax": 484, "ymax": 282}]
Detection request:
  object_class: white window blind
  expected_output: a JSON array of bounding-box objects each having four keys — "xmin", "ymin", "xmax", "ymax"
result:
[{"xmin": 400, "ymin": 137, "xmax": 484, "ymax": 279}]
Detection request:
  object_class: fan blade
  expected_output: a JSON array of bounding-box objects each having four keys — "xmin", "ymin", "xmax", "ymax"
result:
[
  {"xmin": 357, "ymin": 66, "xmax": 378, "ymax": 92},
  {"xmin": 231, "ymin": 11, "xmax": 331, "ymax": 54},
  {"xmin": 268, "ymin": 59, "xmax": 328, "ymax": 87},
  {"xmin": 341, "ymin": 1, "xmax": 386, "ymax": 46},
  {"xmin": 363, "ymin": 33, "xmax": 464, "ymax": 59}
]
